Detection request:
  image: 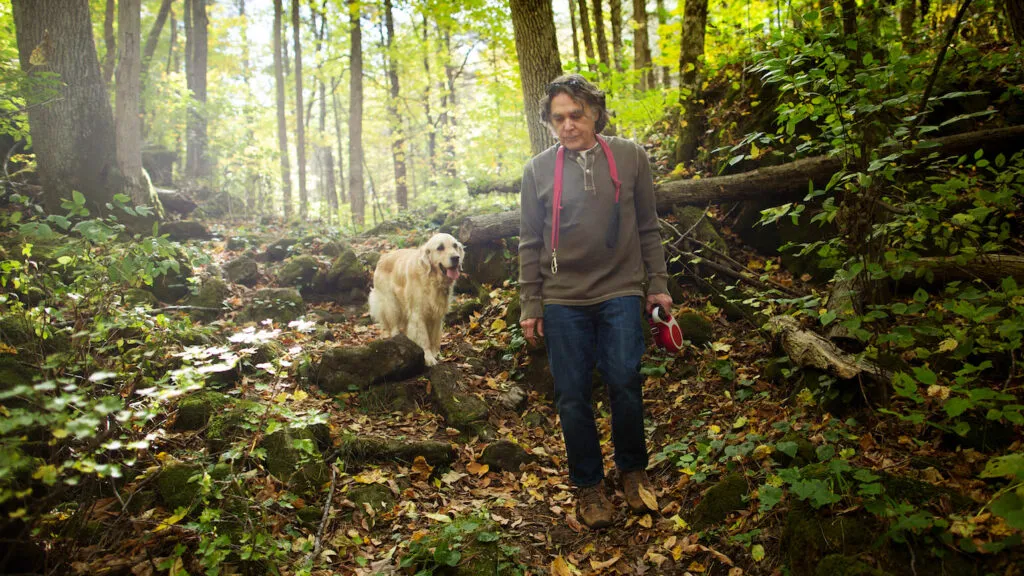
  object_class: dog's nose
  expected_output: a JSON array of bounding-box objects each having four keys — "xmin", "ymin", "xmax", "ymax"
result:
[{"xmin": 451, "ymin": 256, "xmax": 460, "ymax": 267}]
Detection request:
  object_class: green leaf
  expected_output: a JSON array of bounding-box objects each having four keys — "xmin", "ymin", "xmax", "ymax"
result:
[
  {"xmin": 751, "ymin": 544, "xmax": 765, "ymax": 562},
  {"xmin": 776, "ymin": 441, "xmax": 799, "ymax": 459},
  {"xmin": 72, "ymin": 190, "xmax": 86, "ymax": 206},
  {"xmin": 434, "ymin": 547, "xmax": 461, "ymax": 567},
  {"xmin": 980, "ymin": 454, "xmax": 1024, "ymax": 480},
  {"xmin": 912, "ymin": 366, "xmax": 938, "ymax": 386},
  {"xmin": 477, "ymin": 531, "xmax": 499, "ymax": 543},
  {"xmin": 990, "ymin": 492, "xmax": 1024, "ymax": 530},
  {"xmin": 944, "ymin": 397, "xmax": 971, "ymax": 419},
  {"xmin": 758, "ymin": 485, "xmax": 784, "ymax": 511},
  {"xmin": 816, "ymin": 445, "xmax": 835, "ymax": 462}
]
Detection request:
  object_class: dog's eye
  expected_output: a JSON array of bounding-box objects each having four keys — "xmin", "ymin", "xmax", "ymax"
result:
[{"xmin": 436, "ymin": 244, "xmax": 444, "ymax": 251}]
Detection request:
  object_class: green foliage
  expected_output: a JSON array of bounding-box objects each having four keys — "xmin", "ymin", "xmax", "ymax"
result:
[{"xmin": 400, "ymin": 511, "xmax": 523, "ymax": 575}]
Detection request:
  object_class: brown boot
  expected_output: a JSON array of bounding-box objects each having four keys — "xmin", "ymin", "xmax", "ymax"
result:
[
  {"xmin": 576, "ymin": 480, "xmax": 614, "ymax": 529},
  {"xmin": 622, "ymin": 469, "xmax": 657, "ymax": 514}
]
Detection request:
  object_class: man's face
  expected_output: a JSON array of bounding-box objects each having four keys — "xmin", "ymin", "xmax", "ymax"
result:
[{"xmin": 549, "ymin": 93, "xmax": 598, "ymax": 152}]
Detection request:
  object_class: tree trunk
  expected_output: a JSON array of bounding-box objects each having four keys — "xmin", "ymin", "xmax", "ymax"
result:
[
  {"xmin": 349, "ymin": 0, "xmax": 365, "ymax": 226},
  {"xmin": 592, "ymin": 0, "xmax": 611, "ymax": 72},
  {"xmin": 569, "ymin": 0, "xmax": 582, "ymax": 71},
  {"xmin": 632, "ymin": 0, "xmax": 655, "ymax": 90},
  {"xmin": 441, "ymin": 30, "xmax": 458, "ymax": 178},
  {"xmin": 11, "ymin": 0, "xmax": 125, "ymax": 214},
  {"xmin": 313, "ymin": 2, "xmax": 338, "ymax": 219},
  {"xmin": 115, "ymin": 0, "xmax": 150, "ymax": 207},
  {"xmin": 657, "ymin": 0, "xmax": 670, "ymax": 86},
  {"xmin": 292, "ymin": 0, "xmax": 308, "ymax": 220},
  {"xmin": 458, "ymin": 125, "xmax": 1024, "ymax": 244},
  {"xmin": 185, "ymin": 0, "xmax": 210, "ymax": 183},
  {"xmin": 103, "ymin": 0, "xmax": 117, "ymax": 85},
  {"xmin": 420, "ymin": 13, "xmax": 437, "ymax": 180},
  {"xmin": 510, "ymin": 0, "xmax": 563, "ymax": 157},
  {"xmin": 143, "ymin": 0, "xmax": 174, "ymax": 74},
  {"xmin": 577, "ymin": 0, "xmax": 597, "ymax": 72},
  {"xmin": 273, "ymin": 0, "xmax": 292, "ymax": 219},
  {"xmin": 900, "ymin": 0, "xmax": 916, "ymax": 39},
  {"xmin": 674, "ymin": 0, "xmax": 708, "ymax": 166},
  {"xmin": 331, "ymin": 85, "xmax": 346, "ymax": 204},
  {"xmin": 1007, "ymin": 0, "xmax": 1024, "ymax": 42},
  {"xmin": 385, "ymin": 0, "xmax": 408, "ymax": 209},
  {"xmin": 167, "ymin": 7, "xmax": 177, "ymax": 74},
  {"xmin": 610, "ymin": 0, "xmax": 624, "ymax": 72},
  {"xmin": 841, "ymin": 0, "xmax": 858, "ymax": 37}
]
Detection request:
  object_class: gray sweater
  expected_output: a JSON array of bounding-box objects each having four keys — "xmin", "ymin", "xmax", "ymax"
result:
[{"xmin": 518, "ymin": 136, "xmax": 669, "ymax": 320}]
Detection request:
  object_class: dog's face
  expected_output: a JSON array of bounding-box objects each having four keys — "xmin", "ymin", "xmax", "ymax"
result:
[{"xmin": 420, "ymin": 233, "xmax": 464, "ymax": 283}]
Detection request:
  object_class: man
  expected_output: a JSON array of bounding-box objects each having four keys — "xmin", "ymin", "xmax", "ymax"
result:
[{"xmin": 518, "ymin": 74, "xmax": 672, "ymax": 529}]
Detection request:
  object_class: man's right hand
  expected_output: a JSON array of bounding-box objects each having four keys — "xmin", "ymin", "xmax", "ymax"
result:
[{"xmin": 520, "ymin": 318, "xmax": 544, "ymax": 347}]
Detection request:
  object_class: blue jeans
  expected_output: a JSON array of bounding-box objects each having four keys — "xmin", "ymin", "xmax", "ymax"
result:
[{"xmin": 544, "ymin": 296, "xmax": 647, "ymax": 488}]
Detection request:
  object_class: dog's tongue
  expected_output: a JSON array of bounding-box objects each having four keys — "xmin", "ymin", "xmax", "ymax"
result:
[{"xmin": 445, "ymin": 267, "xmax": 460, "ymax": 281}]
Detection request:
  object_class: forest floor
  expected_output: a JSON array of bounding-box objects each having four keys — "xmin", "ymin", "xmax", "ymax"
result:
[{"xmin": 34, "ymin": 216, "xmax": 1022, "ymax": 576}]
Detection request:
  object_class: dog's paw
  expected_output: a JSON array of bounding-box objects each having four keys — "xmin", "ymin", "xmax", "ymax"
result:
[{"xmin": 424, "ymin": 353, "xmax": 438, "ymax": 366}]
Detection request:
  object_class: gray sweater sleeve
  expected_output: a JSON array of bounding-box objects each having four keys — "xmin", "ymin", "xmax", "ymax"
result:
[
  {"xmin": 518, "ymin": 159, "xmax": 545, "ymax": 319},
  {"xmin": 634, "ymin": 144, "xmax": 669, "ymax": 295}
]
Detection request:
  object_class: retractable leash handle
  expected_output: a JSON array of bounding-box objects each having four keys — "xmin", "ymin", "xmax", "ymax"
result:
[{"xmin": 649, "ymin": 305, "xmax": 685, "ymax": 353}]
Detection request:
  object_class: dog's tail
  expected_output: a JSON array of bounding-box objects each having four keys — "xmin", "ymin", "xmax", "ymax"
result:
[{"xmin": 367, "ymin": 287, "xmax": 380, "ymax": 324}]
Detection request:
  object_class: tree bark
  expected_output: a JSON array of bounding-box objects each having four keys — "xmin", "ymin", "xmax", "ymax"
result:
[
  {"xmin": 331, "ymin": 84, "xmax": 346, "ymax": 204},
  {"xmin": 840, "ymin": 0, "xmax": 858, "ymax": 37},
  {"xmin": 459, "ymin": 125, "xmax": 1024, "ymax": 244},
  {"xmin": 510, "ymin": 0, "xmax": 563, "ymax": 156},
  {"xmin": 610, "ymin": 0, "xmax": 624, "ymax": 72},
  {"xmin": 313, "ymin": 2, "xmax": 338, "ymax": 219},
  {"xmin": 143, "ymin": 0, "xmax": 174, "ymax": 74},
  {"xmin": 273, "ymin": 0, "xmax": 292, "ymax": 219},
  {"xmin": 765, "ymin": 316, "xmax": 890, "ymax": 383},
  {"xmin": 674, "ymin": 0, "xmax": 708, "ymax": 166},
  {"xmin": 900, "ymin": 0, "xmax": 916, "ymax": 39},
  {"xmin": 167, "ymin": 7, "xmax": 177, "ymax": 74},
  {"xmin": 292, "ymin": 0, "xmax": 308, "ymax": 220},
  {"xmin": 115, "ymin": 0, "xmax": 150, "ymax": 207},
  {"xmin": 103, "ymin": 0, "xmax": 117, "ymax": 85},
  {"xmin": 349, "ymin": 0, "xmax": 365, "ymax": 226},
  {"xmin": 592, "ymin": 0, "xmax": 611, "ymax": 72},
  {"xmin": 632, "ymin": 0, "xmax": 655, "ymax": 90},
  {"xmin": 577, "ymin": 0, "xmax": 597, "ymax": 72},
  {"xmin": 420, "ymin": 13, "xmax": 437, "ymax": 180},
  {"xmin": 385, "ymin": 0, "xmax": 408, "ymax": 209},
  {"xmin": 12, "ymin": 0, "xmax": 125, "ymax": 215},
  {"xmin": 569, "ymin": 0, "xmax": 582, "ymax": 71},
  {"xmin": 185, "ymin": 0, "xmax": 210, "ymax": 183},
  {"xmin": 1007, "ymin": 0, "xmax": 1024, "ymax": 43},
  {"xmin": 441, "ymin": 30, "xmax": 458, "ymax": 178}
]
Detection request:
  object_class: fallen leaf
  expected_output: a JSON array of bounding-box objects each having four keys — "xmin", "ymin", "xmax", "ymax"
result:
[
  {"xmin": 424, "ymin": 512, "xmax": 451, "ymax": 523},
  {"xmin": 440, "ymin": 470, "xmax": 467, "ymax": 485},
  {"xmin": 751, "ymin": 544, "xmax": 765, "ymax": 562},
  {"xmin": 637, "ymin": 483, "xmax": 659, "ymax": 512},
  {"xmin": 411, "ymin": 456, "xmax": 433, "ymax": 481},
  {"xmin": 153, "ymin": 509, "xmax": 186, "ymax": 532},
  {"xmin": 467, "ymin": 461, "xmax": 489, "ymax": 476},
  {"xmin": 590, "ymin": 554, "xmax": 621, "ymax": 570},
  {"xmin": 638, "ymin": 514, "xmax": 653, "ymax": 528},
  {"xmin": 551, "ymin": 555, "xmax": 574, "ymax": 576},
  {"xmin": 688, "ymin": 561, "xmax": 706, "ymax": 573}
]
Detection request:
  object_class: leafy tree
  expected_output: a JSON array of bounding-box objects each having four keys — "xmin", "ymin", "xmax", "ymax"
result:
[{"xmin": 510, "ymin": 0, "xmax": 562, "ymax": 156}]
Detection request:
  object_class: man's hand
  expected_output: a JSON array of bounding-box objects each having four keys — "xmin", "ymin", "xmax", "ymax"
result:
[
  {"xmin": 520, "ymin": 318, "xmax": 544, "ymax": 346},
  {"xmin": 646, "ymin": 293, "xmax": 673, "ymax": 316}
]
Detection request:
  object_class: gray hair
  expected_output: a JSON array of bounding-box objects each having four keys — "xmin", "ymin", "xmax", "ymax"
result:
[{"xmin": 540, "ymin": 74, "xmax": 610, "ymax": 134}]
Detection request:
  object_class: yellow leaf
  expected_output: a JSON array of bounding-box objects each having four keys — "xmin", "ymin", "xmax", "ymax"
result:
[
  {"xmin": 292, "ymin": 389, "xmax": 309, "ymax": 402},
  {"xmin": 0, "ymin": 342, "xmax": 17, "ymax": 355},
  {"xmin": 354, "ymin": 468, "xmax": 388, "ymax": 484},
  {"xmin": 551, "ymin": 555, "xmax": 574, "ymax": 576},
  {"xmin": 688, "ymin": 561, "xmax": 707, "ymax": 573},
  {"xmin": 490, "ymin": 318, "xmax": 507, "ymax": 332},
  {"xmin": 638, "ymin": 514, "xmax": 653, "ymax": 528},
  {"xmin": 708, "ymin": 424, "xmax": 721, "ymax": 434},
  {"xmin": 590, "ymin": 554, "xmax": 621, "ymax": 571},
  {"xmin": 732, "ymin": 416, "xmax": 748, "ymax": 429},
  {"xmin": 8, "ymin": 508, "xmax": 26, "ymax": 519},
  {"xmin": 937, "ymin": 338, "xmax": 959, "ymax": 353},
  {"xmin": 169, "ymin": 557, "xmax": 186, "ymax": 576},
  {"xmin": 669, "ymin": 514, "xmax": 689, "ymax": 530},
  {"xmin": 637, "ymin": 483, "xmax": 659, "ymax": 512},
  {"xmin": 751, "ymin": 544, "xmax": 765, "ymax": 562},
  {"xmin": 274, "ymin": 392, "xmax": 289, "ymax": 403},
  {"xmin": 424, "ymin": 512, "xmax": 452, "ymax": 523},
  {"xmin": 411, "ymin": 456, "xmax": 433, "ymax": 480},
  {"xmin": 750, "ymin": 142, "xmax": 760, "ymax": 159},
  {"xmin": 153, "ymin": 509, "xmax": 187, "ymax": 532},
  {"xmin": 467, "ymin": 461, "xmax": 489, "ymax": 476}
]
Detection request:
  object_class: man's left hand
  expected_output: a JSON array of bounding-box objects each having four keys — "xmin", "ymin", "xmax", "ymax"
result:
[{"xmin": 646, "ymin": 293, "xmax": 673, "ymax": 316}]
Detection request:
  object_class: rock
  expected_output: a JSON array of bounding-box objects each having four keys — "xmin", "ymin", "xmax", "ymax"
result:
[
  {"xmin": 521, "ymin": 348, "xmax": 555, "ymax": 399},
  {"xmin": 311, "ymin": 335, "xmax": 424, "ymax": 393},
  {"xmin": 347, "ymin": 484, "xmax": 396, "ymax": 518},
  {"xmin": 496, "ymin": 385, "xmax": 527, "ymax": 411},
  {"xmin": 360, "ymin": 380, "xmax": 422, "ymax": 414},
  {"xmin": 262, "ymin": 427, "xmax": 329, "ymax": 495},
  {"xmin": 774, "ymin": 432, "xmax": 816, "ymax": 467},
  {"xmin": 148, "ymin": 249, "xmax": 194, "ymax": 302},
  {"xmin": 206, "ymin": 400, "xmax": 261, "ymax": 453},
  {"xmin": 241, "ymin": 288, "xmax": 305, "ymax": 324},
  {"xmin": 265, "ymin": 238, "xmax": 298, "ymax": 262},
  {"xmin": 690, "ymin": 473, "xmax": 748, "ymax": 529},
  {"xmin": 814, "ymin": 555, "xmax": 887, "ymax": 576},
  {"xmin": 296, "ymin": 506, "xmax": 324, "ymax": 527},
  {"xmin": 428, "ymin": 364, "xmax": 489, "ymax": 431},
  {"xmin": 156, "ymin": 462, "xmax": 230, "ymax": 511},
  {"xmin": 161, "ymin": 220, "xmax": 212, "ymax": 241},
  {"xmin": 0, "ymin": 314, "xmax": 70, "ymax": 357},
  {"xmin": 225, "ymin": 255, "xmax": 260, "ymax": 286},
  {"xmin": 404, "ymin": 514, "xmax": 509, "ymax": 576},
  {"xmin": 337, "ymin": 435, "xmax": 456, "ymax": 467},
  {"xmin": 187, "ymin": 276, "xmax": 230, "ymax": 322},
  {"xmin": 462, "ymin": 240, "xmax": 511, "ymax": 287},
  {"xmin": 676, "ymin": 312, "xmax": 715, "ymax": 347},
  {"xmin": 225, "ymin": 236, "xmax": 252, "ymax": 251},
  {"xmin": 173, "ymin": 391, "xmax": 233, "ymax": 431},
  {"xmin": 480, "ymin": 440, "xmax": 535, "ymax": 472},
  {"xmin": 310, "ymin": 246, "xmax": 369, "ymax": 303},
  {"xmin": 278, "ymin": 255, "xmax": 321, "ymax": 289},
  {"xmin": 522, "ymin": 411, "xmax": 547, "ymax": 429},
  {"xmin": 783, "ymin": 504, "xmax": 876, "ymax": 576},
  {"xmin": 445, "ymin": 299, "xmax": 484, "ymax": 325},
  {"xmin": 123, "ymin": 288, "xmax": 159, "ymax": 308}
]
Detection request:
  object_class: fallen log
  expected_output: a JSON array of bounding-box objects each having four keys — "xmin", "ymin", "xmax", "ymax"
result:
[
  {"xmin": 156, "ymin": 188, "xmax": 198, "ymax": 216},
  {"xmin": 913, "ymin": 254, "xmax": 1024, "ymax": 285},
  {"xmin": 467, "ymin": 178, "xmax": 520, "ymax": 196},
  {"xmin": 764, "ymin": 315, "xmax": 890, "ymax": 383},
  {"xmin": 459, "ymin": 125, "xmax": 1024, "ymax": 244}
]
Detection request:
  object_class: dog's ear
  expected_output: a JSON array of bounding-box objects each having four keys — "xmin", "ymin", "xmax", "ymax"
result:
[
  {"xmin": 457, "ymin": 242, "xmax": 465, "ymax": 271},
  {"xmin": 419, "ymin": 247, "xmax": 432, "ymax": 273}
]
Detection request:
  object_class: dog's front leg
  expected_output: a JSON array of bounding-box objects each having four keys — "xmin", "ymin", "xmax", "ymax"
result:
[{"xmin": 407, "ymin": 313, "xmax": 437, "ymax": 366}]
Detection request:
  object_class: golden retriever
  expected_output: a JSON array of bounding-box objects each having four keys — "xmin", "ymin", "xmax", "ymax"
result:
[{"xmin": 368, "ymin": 233, "xmax": 464, "ymax": 366}]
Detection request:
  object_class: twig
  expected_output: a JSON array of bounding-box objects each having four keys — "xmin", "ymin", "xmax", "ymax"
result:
[{"xmin": 303, "ymin": 465, "xmax": 339, "ymax": 566}]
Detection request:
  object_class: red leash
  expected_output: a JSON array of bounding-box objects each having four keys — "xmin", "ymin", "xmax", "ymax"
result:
[{"xmin": 550, "ymin": 135, "xmax": 620, "ymax": 274}]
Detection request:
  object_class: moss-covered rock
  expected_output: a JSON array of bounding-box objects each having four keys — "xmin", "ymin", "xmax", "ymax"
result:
[
  {"xmin": 241, "ymin": 288, "xmax": 305, "ymax": 324},
  {"xmin": 446, "ymin": 299, "xmax": 484, "ymax": 326},
  {"xmin": 429, "ymin": 364, "xmax": 489, "ymax": 431},
  {"xmin": 148, "ymin": 250, "xmax": 194, "ymax": 303},
  {"xmin": 941, "ymin": 412, "xmax": 1016, "ymax": 453},
  {"xmin": 676, "ymin": 312, "xmax": 714, "ymax": 347},
  {"xmin": 123, "ymin": 288, "xmax": 159, "ymax": 307},
  {"xmin": 337, "ymin": 435, "xmax": 456, "ymax": 467},
  {"xmin": 784, "ymin": 504, "xmax": 877, "ymax": 576},
  {"xmin": 206, "ymin": 400, "xmax": 262, "ymax": 453},
  {"xmin": 278, "ymin": 255, "xmax": 321, "ymax": 288},
  {"xmin": 225, "ymin": 255, "xmax": 260, "ymax": 286},
  {"xmin": 187, "ymin": 276, "xmax": 230, "ymax": 322},
  {"xmin": 480, "ymin": 440, "xmax": 535, "ymax": 473},
  {"xmin": 173, "ymin": 391, "xmax": 233, "ymax": 431},
  {"xmin": 310, "ymin": 246, "xmax": 369, "ymax": 303},
  {"xmin": 522, "ymin": 411, "xmax": 547, "ymax": 429},
  {"xmin": 406, "ymin": 514, "xmax": 514, "ymax": 575},
  {"xmin": 156, "ymin": 462, "xmax": 230, "ymax": 511},
  {"xmin": 0, "ymin": 314, "xmax": 70, "ymax": 357},
  {"xmin": 261, "ymin": 427, "xmax": 329, "ymax": 495},
  {"xmin": 359, "ymin": 380, "xmax": 422, "ymax": 414},
  {"xmin": 265, "ymin": 238, "xmax": 298, "ymax": 262},
  {"xmin": 775, "ymin": 431, "xmax": 816, "ymax": 467},
  {"xmin": 521, "ymin": 348, "xmax": 555, "ymax": 399},
  {"xmin": 690, "ymin": 473, "xmax": 748, "ymax": 529},
  {"xmin": 347, "ymin": 483, "xmax": 396, "ymax": 517},
  {"xmin": 311, "ymin": 335, "xmax": 425, "ymax": 393},
  {"xmin": 161, "ymin": 220, "xmax": 212, "ymax": 241},
  {"xmin": 225, "ymin": 236, "xmax": 252, "ymax": 251},
  {"xmin": 462, "ymin": 241, "xmax": 510, "ymax": 287}
]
